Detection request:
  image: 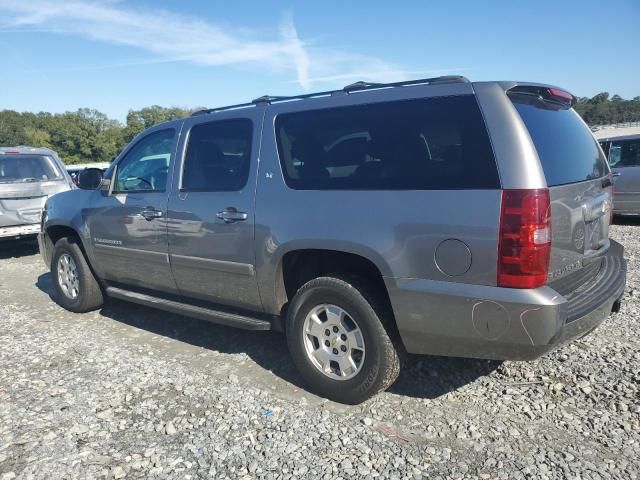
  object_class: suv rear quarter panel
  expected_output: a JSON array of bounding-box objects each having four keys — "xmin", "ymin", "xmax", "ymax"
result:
[
  {"xmin": 473, "ymin": 82, "xmax": 547, "ymax": 189},
  {"xmin": 255, "ymin": 83, "xmax": 502, "ymax": 316}
]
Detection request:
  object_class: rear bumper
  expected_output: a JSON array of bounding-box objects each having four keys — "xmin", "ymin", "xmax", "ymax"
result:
[
  {"xmin": 386, "ymin": 240, "xmax": 626, "ymax": 361},
  {"xmin": 0, "ymin": 223, "xmax": 40, "ymax": 240}
]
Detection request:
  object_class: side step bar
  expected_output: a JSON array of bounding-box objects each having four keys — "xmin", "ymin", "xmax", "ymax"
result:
[{"xmin": 105, "ymin": 286, "xmax": 272, "ymax": 331}]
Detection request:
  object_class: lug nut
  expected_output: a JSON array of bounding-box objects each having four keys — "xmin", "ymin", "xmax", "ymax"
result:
[
  {"xmin": 332, "ymin": 326, "xmax": 339, "ymax": 333},
  {"xmin": 340, "ymin": 345, "xmax": 347, "ymax": 352},
  {"xmin": 325, "ymin": 340, "xmax": 330, "ymax": 347},
  {"xmin": 332, "ymin": 348, "xmax": 339, "ymax": 355},
  {"xmin": 325, "ymin": 329, "xmax": 330, "ymax": 336},
  {"xmin": 340, "ymin": 334, "xmax": 347, "ymax": 341}
]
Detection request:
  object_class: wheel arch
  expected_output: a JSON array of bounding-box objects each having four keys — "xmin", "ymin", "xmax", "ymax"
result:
[
  {"xmin": 270, "ymin": 245, "xmax": 395, "ymax": 325},
  {"xmin": 44, "ymin": 223, "xmax": 90, "ymax": 270}
]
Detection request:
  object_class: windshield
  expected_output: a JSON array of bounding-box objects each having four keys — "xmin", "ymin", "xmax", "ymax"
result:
[
  {"xmin": 510, "ymin": 97, "xmax": 608, "ymax": 186},
  {"xmin": 0, "ymin": 155, "xmax": 63, "ymax": 184}
]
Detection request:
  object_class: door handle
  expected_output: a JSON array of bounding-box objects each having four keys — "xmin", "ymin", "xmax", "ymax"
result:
[
  {"xmin": 139, "ymin": 208, "xmax": 163, "ymax": 221},
  {"xmin": 216, "ymin": 207, "xmax": 248, "ymax": 223}
]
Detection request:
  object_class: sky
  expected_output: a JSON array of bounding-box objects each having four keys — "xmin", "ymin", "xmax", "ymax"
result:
[{"xmin": 0, "ymin": 0, "xmax": 638, "ymax": 122}]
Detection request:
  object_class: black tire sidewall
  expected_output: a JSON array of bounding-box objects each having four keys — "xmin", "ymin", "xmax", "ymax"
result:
[
  {"xmin": 287, "ymin": 278, "xmax": 393, "ymax": 404},
  {"xmin": 51, "ymin": 238, "xmax": 99, "ymax": 312}
]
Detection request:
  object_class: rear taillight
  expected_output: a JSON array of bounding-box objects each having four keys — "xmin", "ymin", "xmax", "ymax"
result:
[{"xmin": 498, "ymin": 189, "xmax": 551, "ymax": 289}]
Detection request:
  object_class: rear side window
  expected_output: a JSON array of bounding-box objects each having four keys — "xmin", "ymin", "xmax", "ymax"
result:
[
  {"xmin": 511, "ymin": 98, "xmax": 608, "ymax": 186},
  {"xmin": 181, "ymin": 119, "xmax": 253, "ymax": 192},
  {"xmin": 0, "ymin": 155, "xmax": 62, "ymax": 183},
  {"xmin": 275, "ymin": 96, "xmax": 499, "ymax": 190}
]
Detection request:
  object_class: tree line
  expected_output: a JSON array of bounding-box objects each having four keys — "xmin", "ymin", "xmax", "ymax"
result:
[
  {"xmin": 1, "ymin": 93, "xmax": 639, "ymax": 165},
  {"xmin": 574, "ymin": 93, "xmax": 640, "ymax": 126},
  {"xmin": 0, "ymin": 106, "xmax": 193, "ymax": 164}
]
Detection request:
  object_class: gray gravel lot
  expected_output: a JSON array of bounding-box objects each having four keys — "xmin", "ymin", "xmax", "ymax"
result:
[{"xmin": 0, "ymin": 224, "xmax": 639, "ymax": 480}]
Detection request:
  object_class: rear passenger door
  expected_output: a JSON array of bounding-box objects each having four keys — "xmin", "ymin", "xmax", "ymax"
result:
[
  {"xmin": 608, "ymin": 138, "xmax": 640, "ymax": 213},
  {"xmin": 167, "ymin": 111, "xmax": 264, "ymax": 311}
]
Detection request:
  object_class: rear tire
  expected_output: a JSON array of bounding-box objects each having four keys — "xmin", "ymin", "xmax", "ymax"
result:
[
  {"xmin": 286, "ymin": 275, "xmax": 401, "ymax": 404},
  {"xmin": 51, "ymin": 237, "xmax": 104, "ymax": 313}
]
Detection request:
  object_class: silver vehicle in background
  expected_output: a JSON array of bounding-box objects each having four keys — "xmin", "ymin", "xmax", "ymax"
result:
[
  {"xmin": 594, "ymin": 124, "xmax": 640, "ymax": 215},
  {"xmin": 0, "ymin": 146, "xmax": 73, "ymax": 240}
]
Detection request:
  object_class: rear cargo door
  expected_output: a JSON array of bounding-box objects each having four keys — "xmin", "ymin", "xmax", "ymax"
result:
[{"xmin": 510, "ymin": 92, "xmax": 612, "ymax": 287}]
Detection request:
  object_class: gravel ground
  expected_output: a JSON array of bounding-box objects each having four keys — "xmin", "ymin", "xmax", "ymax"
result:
[{"xmin": 0, "ymin": 225, "xmax": 638, "ymax": 480}]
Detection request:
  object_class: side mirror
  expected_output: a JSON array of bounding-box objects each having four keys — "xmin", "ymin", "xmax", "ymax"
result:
[{"xmin": 77, "ymin": 168, "xmax": 104, "ymax": 190}]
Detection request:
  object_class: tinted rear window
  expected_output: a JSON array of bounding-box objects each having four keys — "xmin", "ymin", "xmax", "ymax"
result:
[
  {"xmin": 275, "ymin": 95, "xmax": 499, "ymax": 190},
  {"xmin": 0, "ymin": 155, "xmax": 63, "ymax": 184},
  {"xmin": 511, "ymin": 98, "xmax": 608, "ymax": 186}
]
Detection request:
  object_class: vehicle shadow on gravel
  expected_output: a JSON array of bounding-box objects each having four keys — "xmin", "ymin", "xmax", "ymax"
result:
[
  {"xmin": 36, "ymin": 271, "xmax": 501, "ymax": 401},
  {"xmin": 389, "ymin": 356, "xmax": 501, "ymax": 399},
  {"xmin": 0, "ymin": 238, "xmax": 39, "ymax": 259}
]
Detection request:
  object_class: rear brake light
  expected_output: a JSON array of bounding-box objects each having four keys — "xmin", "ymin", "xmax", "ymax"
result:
[
  {"xmin": 498, "ymin": 189, "xmax": 551, "ymax": 289},
  {"xmin": 547, "ymin": 88, "xmax": 574, "ymax": 104},
  {"xmin": 2, "ymin": 151, "xmax": 20, "ymax": 155}
]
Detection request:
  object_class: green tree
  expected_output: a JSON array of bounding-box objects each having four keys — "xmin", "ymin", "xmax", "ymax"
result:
[
  {"xmin": 123, "ymin": 106, "xmax": 192, "ymax": 144},
  {"xmin": 23, "ymin": 126, "xmax": 52, "ymax": 148},
  {"xmin": 574, "ymin": 92, "xmax": 640, "ymax": 125}
]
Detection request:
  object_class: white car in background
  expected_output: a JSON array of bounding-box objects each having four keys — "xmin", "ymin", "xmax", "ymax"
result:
[
  {"xmin": 66, "ymin": 162, "xmax": 112, "ymax": 186},
  {"xmin": 0, "ymin": 146, "xmax": 74, "ymax": 240}
]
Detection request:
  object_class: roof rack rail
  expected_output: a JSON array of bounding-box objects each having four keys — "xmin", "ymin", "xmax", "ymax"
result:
[
  {"xmin": 343, "ymin": 81, "xmax": 386, "ymax": 92},
  {"xmin": 191, "ymin": 75, "xmax": 470, "ymax": 116}
]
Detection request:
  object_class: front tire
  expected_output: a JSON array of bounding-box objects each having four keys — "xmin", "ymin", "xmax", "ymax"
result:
[
  {"xmin": 51, "ymin": 237, "xmax": 104, "ymax": 313},
  {"xmin": 286, "ymin": 275, "xmax": 401, "ymax": 404}
]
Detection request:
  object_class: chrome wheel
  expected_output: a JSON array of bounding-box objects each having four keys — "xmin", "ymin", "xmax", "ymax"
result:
[
  {"xmin": 57, "ymin": 253, "xmax": 79, "ymax": 300},
  {"xmin": 302, "ymin": 304, "xmax": 365, "ymax": 381}
]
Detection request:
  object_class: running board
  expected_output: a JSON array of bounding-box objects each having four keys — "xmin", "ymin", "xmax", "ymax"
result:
[{"xmin": 105, "ymin": 286, "xmax": 272, "ymax": 331}]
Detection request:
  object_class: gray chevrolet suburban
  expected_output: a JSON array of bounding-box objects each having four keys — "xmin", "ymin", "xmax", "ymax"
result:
[{"xmin": 38, "ymin": 77, "xmax": 627, "ymax": 404}]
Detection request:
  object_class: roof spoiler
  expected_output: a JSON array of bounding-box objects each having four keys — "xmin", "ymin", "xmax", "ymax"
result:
[{"xmin": 506, "ymin": 84, "xmax": 577, "ymax": 108}]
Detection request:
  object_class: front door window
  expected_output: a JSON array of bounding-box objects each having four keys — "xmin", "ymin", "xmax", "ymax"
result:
[{"xmin": 114, "ymin": 129, "xmax": 175, "ymax": 192}]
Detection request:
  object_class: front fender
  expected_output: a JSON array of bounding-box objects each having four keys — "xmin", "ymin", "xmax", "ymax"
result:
[{"xmin": 42, "ymin": 189, "xmax": 97, "ymax": 262}]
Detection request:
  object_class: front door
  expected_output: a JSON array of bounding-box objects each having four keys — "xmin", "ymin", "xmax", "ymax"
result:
[
  {"xmin": 167, "ymin": 113, "xmax": 263, "ymax": 311},
  {"xmin": 88, "ymin": 127, "xmax": 178, "ymax": 292}
]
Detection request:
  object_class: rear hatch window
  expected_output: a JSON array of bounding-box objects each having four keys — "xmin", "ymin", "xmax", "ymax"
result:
[
  {"xmin": 510, "ymin": 92, "xmax": 608, "ymax": 186},
  {"xmin": 0, "ymin": 155, "xmax": 63, "ymax": 184}
]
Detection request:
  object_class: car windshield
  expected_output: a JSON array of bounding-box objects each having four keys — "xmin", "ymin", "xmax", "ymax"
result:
[{"xmin": 0, "ymin": 155, "xmax": 63, "ymax": 183}]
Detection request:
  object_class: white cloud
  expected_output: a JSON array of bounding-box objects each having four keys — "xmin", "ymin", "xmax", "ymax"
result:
[{"xmin": 0, "ymin": 0, "xmax": 464, "ymax": 89}]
